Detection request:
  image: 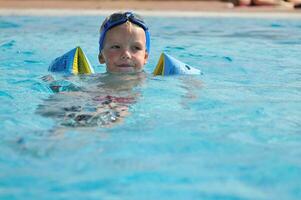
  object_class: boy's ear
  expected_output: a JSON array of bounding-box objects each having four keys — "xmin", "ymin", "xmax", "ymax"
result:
[
  {"xmin": 144, "ymin": 51, "xmax": 149, "ymax": 65},
  {"xmin": 98, "ymin": 53, "xmax": 105, "ymax": 64}
]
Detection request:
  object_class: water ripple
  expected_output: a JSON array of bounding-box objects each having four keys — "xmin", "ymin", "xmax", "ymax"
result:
[
  {"xmin": 223, "ymin": 56, "xmax": 233, "ymax": 62},
  {"xmin": 0, "ymin": 91, "xmax": 13, "ymax": 99},
  {"xmin": 17, "ymin": 51, "xmax": 34, "ymax": 56},
  {"xmin": 0, "ymin": 21, "xmax": 20, "ymax": 29},
  {"xmin": 0, "ymin": 40, "xmax": 16, "ymax": 49},
  {"xmin": 165, "ymin": 46, "xmax": 186, "ymax": 51},
  {"xmin": 270, "ymin": 23, "xmax": 284, "ymax": 28},
  {"xmin": 24, "ymin": 60, "xmax": 42, "ymax": 64}
]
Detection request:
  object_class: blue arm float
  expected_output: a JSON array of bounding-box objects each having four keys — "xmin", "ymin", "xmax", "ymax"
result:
[
  {"xmin": 153, "ymin": 53, "xmax": 201, "ymax": 76},
  {"xmin": 49, "ymin": 46, "xmax": 95, "ymax": 75}
]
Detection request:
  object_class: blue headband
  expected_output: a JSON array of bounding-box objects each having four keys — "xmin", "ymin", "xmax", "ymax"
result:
[{"xmin": 99, "ymin": 12, "xmax": 150, "ymax": 54}]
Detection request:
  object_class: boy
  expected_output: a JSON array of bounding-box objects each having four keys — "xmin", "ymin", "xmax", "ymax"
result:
[
  {"xmin": 38, "ymin": 12, "xmax": 149, "ymax": 128},
  {"xmin": 98, "ymin": 11, "xmax": 150, "ymax": 74}
]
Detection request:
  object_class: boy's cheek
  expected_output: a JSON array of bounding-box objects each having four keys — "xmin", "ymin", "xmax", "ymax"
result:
[{"xmin": 106, "ymin": 52, "xmax": 119, "ymax": 61}]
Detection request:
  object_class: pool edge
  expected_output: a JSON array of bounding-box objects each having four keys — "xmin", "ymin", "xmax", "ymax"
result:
[{"xmin": 1, "ymin": 8, "xmax": 301, "ymax": 18}]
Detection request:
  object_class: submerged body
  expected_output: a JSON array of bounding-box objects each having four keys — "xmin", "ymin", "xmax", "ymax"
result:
[{"xmin": 37, "ymin": 73, "xmax": 146, "ymax": 128}]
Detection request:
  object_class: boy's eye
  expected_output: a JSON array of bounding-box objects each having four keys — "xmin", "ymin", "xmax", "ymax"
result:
[
  {"xmin": 111, "ymin": 45, "xmax": 120, "ymax": 49},
  {"xmin": 133, "ymin": 46, "xmax": 142, "ymax": 51}
]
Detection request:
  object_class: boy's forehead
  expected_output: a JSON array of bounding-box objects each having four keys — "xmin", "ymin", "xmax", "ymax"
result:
[{"xmin": 112, "ymin": 22, "xmax": 143, "ymax": 32}]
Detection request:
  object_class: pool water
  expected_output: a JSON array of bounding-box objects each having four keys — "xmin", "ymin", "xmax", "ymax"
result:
[{"xmin": 1, "ymin": 14, "xmax": 301, "ymax": 200}]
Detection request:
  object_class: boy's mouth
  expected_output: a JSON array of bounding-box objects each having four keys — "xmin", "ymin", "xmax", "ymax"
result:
[
  {"xmin": 114, "ymin": 63, "xmax": 137, "ymax": 73},
  {"xmin": 117, "ymin": 64, "xmax": 133, "ymax": 68}
]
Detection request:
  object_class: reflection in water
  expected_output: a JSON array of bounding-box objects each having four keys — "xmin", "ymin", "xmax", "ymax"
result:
[
  {"xmin": 179, "ymin": 76, "xmax": 203, "ymax": 110},
  {"xmin": 36, "ymin": 72, "xmax": 146, "ymax": 129}
]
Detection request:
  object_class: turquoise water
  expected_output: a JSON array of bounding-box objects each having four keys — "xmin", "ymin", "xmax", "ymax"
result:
[{"xmin": 1, "ymin": 15, "xmax": 301, "ymax": 200}]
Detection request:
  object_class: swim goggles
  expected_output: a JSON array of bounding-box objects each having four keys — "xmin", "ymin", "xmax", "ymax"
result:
[{"xmin": 99, "ymin": 12, "xmax": 150, "ymax": 54}]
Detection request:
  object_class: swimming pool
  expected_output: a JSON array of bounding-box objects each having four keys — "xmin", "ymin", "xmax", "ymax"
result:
[{"xmin": 1, "ymin": 13, "xmax": 301, "ymax": 200}]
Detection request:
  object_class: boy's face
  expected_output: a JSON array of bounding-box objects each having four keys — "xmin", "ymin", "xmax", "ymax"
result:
[{"xmin": 99, "ymin": 23, "xmax": 149, "ymax": 74}]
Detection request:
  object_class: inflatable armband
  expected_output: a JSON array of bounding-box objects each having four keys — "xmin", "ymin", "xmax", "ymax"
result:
[
  {"xmin": 49, "ymin": 46, "xmax": 94, "ymax": 75},
  {"xmin": 153, "ymin": 53, "xmax": 201, "ymax": 76}
]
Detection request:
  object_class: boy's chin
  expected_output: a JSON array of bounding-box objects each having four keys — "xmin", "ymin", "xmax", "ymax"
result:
[{"xmin": 108, "ymin": 68, "xmax": 143, "ymax": 74}]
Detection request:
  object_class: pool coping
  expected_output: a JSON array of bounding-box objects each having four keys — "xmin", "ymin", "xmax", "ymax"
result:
[{"xmin": 1, "ymin": 8, "xmax": 301, "ymax": 18}]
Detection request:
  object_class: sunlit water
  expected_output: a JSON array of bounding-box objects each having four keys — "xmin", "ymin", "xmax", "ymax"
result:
[{"xmin": 1, "ymin": 15, "xmax": 301, "ymax": 200}]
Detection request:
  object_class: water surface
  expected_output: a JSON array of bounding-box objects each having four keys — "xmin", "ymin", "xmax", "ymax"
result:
[{"xmin": 0, "ymin": 15, "xmax": 301, "ymax": 200}]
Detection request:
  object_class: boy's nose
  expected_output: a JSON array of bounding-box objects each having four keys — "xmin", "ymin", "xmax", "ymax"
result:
[{"xmin": 121, "ymin": 49, "xmax": 131, "ymax": 60}]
